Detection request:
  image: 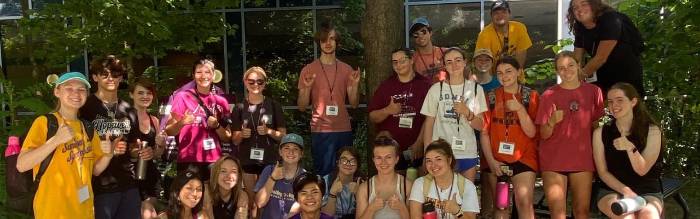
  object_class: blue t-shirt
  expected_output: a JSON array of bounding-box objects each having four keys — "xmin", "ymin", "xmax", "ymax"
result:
[
  {"xmin": 480, "ymin": 77, "xmax": 501, "ymax": 93},
  {"xmin": 254, "ymin": 164, "xmax": 306, "ymax": 219}
]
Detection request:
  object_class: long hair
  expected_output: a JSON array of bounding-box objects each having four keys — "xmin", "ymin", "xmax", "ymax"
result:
[
  {"xmin": 609, "ymin": 82, "xmax": 660, "ymax": 145},
  {"xmin": 209, "ymin": 156, "xmax": 245, "ymax": 206},
  {"xmin": 554, "ymin": 51, "xmax": 586, "ymax": 81},
  {"xmin": 168, "ymin": 167, "xmax": 204, "ymax": 218},
  {"xmin": 567, "ymin": 0, "xmax": 615, "ymax": 32}
]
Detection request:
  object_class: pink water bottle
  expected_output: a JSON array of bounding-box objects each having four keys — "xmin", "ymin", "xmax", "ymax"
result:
[
  {"xmin": 422, "ymin": 202, "xmax": 437, "ymax": 219},
  {"xmin": 4, "ymin": 136, "xmax": 21, "ymax": 157},
  {"xmin": 495, "ymin": 176, "xmax": 510, "ymax": 209}
]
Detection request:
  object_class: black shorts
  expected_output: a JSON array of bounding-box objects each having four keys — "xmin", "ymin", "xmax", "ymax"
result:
[{"xmin": 482, "ymin": 161, "xmax": 535, "ymax": 176}]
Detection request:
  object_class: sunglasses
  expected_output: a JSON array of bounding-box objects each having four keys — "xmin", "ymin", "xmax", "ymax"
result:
[
  {"xmin": 246, "ymin": 79, "xmax": 266, "ymax": 85},
  {"xmin": 98, "ymin": 72, "xmax": 123, "ymax": 79},
  {"xmin": 412, "ymin": 29, "xmax": 428, "ymax": 38}
]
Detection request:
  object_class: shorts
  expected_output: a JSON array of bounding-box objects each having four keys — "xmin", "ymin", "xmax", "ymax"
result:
[
  {"xmin": 456, "ymin": 158, "xmax": 479, "ymax": 172},
  {"xmin": 482, "ymin": 161, "xmax": 535, "ymax": 176},
  {"xmin": 597, "ymin": 187, "xmax": 663, "ymax": 204}
]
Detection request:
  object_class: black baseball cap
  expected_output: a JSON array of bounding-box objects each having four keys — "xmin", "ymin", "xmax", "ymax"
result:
[{"xmin": 491, "ymin": 0, "xmax": 510, "ymax": 13}]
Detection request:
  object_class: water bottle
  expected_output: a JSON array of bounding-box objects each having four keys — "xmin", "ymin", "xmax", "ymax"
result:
[
  {"xmin": 422, "ymin": 201, "xmax": 437, "ymax": 219},
  {"xmin": 495, "ymin": 176, "xmax": 510, "ymax": 209},
  {"xmin": 137, "ymin": 141, "xmax": 149, "ymax": 180},
  {"xmin": 5, "ymin": 136, "xmax": 20, "ymax": 157},
  {"xmin": 611, "ymin": 196, "xmax": 646, "ymax": 215}
]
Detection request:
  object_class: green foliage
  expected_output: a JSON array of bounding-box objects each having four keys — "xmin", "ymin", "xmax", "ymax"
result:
[
  {"xmin": 523, "ymin": 38, "xmax": 573, "ymax": 86},
  {"xmin": 618, "ymin": 0, "xmax": 700, "ymax": 177}
]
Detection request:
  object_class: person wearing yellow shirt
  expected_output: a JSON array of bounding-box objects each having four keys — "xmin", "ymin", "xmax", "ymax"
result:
[
  {"xmin": 475, "ymin": 0, "xmax": 532, "ymax": 67},
  {"xmin": 16, "ymin": 72, "xmax": 114, "ymax": 219}
]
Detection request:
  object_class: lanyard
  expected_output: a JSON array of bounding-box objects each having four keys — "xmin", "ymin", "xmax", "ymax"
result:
[
  {"xmin": 434, "ymin": 173, "xmax": 456, "ymax": 219},
  {"xmin": 447, "ymin": 79, "xmax": 467, "ymax": 133},
  {"xmin": 500, "ymin": 86, "xmax": 520, "ymax": 142},
  {"xmin": 493, "ymin": 24, "xmax": 510, "ymax": 57},
  {"xmin": 56, "ymin": 113, "xmax": 89, "ymax": 185},
  {"xmin": 246, "ymin": 96, "xmax": 267, "ymax": 148},
  {"xmin": 320, "ymin": 60, "xmax": 339, "ymax": 102},
  {"xmin": 417, "ymin": 46, "xmax": 437, "ymax": 71}
]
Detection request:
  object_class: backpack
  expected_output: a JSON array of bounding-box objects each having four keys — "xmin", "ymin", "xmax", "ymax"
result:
[
  {"xmin": 5, "ymin": 114, "xmax": 95, "ymax": 215},
  {"xmin": 487, "ymin": 86, "xmax": 532, "ymax": 111},
  {"xmin": 422, "ymin": 173, "xmax": 466, "ymax": 202}
]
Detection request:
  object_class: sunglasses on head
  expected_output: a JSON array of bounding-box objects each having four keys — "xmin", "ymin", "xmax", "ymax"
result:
[{"xmin": 246, "ymin": 79, "xmax": 265, "ymax": 85}]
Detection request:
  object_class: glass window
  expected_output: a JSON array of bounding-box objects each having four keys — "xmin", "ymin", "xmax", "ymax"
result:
[
  {"xmin": 245, "ymin": 0, "xmax": 275, "ymax": 8},
  {"xmin": 244, "ymin": 10, "xmax": 314, "ymax": 105},
  {"xmin": 408, "ymin": 3, "xmax": 482, "ymax": 49},
  {"xmin": 226, "ymin": 12, "xmax": 244, "ymax": 95},
  {"xmin": 505, "ymin": 0, "xmax": 557, "ymax": 65},
  {"xmin": 31, "ymin": 0, "xmax": 62, "ymax": 11},
  {"xmin": 282, "ymin": 0, "xmax": 313, "ymax": 7},
  {"xmin": 0, "ymin": 0, "xmax": 22, "ymax": 18},
  {"xmin": 315, "ymin": 0, "xmax": 342, "ymax": 6}
]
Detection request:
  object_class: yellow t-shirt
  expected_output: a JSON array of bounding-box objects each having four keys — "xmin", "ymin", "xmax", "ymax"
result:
[
  {"xmin": 21, "ymin": 112, "xmax": 103, "ymax": 219},
  {"xmin": 475, "ymin": 21, "xmax": 533, "ymax": 60}
]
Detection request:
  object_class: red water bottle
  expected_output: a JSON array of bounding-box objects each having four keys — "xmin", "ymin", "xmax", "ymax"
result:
[
  {"xmin": 495, "ymin": 175, "xmax": 510, "ymax": 209},
  {"xmin": 4, "ymin": 136, "xmax": 21, "ymax": 157},
  {"xmin": 422, "ymin": 201, "xmax": 437, "ymax": 219}
]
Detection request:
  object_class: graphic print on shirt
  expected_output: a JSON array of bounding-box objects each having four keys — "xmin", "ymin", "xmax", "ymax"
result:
[
  {"xmin": 92, "ymin": 113, "xmax": 131, "ymax": 137},
  {"xmin": 441, "ymin": 93, "xmax": 473, "ymax": 121},
  {"xmin": 63, "ymin": 137, "xmax": 94, "ymax": 163}
]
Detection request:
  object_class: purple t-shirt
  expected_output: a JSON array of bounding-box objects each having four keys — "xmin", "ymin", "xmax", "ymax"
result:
[
  {"xmin": 535, "ymin": 83, "xmax": 604, "ymax": 172},
  {"xmin": 289, "ymin": 212, "xmax": 334, "ymax": 219},
  {"xmin": 368, "ymin": 74, "xmax": 431, "ymax": 150},
  {"xmin": 254, "ymin": 164, "xmax": 306, "ymax": 219},
  {"xmin": 170, "ymin": 89, "xmax": 231, "ymax": 163}
]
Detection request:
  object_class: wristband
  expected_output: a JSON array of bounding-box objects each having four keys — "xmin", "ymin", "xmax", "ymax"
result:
[{"xmin": 455, "ymin": 211, "xmax": 464, "ymax": 218}]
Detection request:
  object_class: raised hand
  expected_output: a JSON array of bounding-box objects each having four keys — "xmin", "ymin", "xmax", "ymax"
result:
[
  {"xmin": 207, "ymin": 116, "xmax": 219, "ymax": 129},
  {"xmin": 101, "ymin": 133, "xmax": 115, "ymax": 157},
  {"xmin": 387, "ymin": 194, "xmax": 405, "ymax": 210},
  {"xmin": 349, "ymin": 68, "xmax": 361, "ymax": 86},
  {"xmin": 256, "ymin": 124, "xmax": 268, "ymax": 136},
  {"xmin": 368, "ymin": 197, "xmax": 385, "ymax": 212},
  {"xmin": 442, "ymin": 193, "xmax": 462, "ymax": 215},
  {"xmin": 112, "ymin": 134, "xmax": 127, "ymax": 155},
  {"xmin": 384, "ymin": 98, "xmax": 402, "ymax": 115},
  {"xmin": 181, "ymin": 110, "xmax": 195, "ymax": 125},
  {"xmin": 270, "ymin": 161, "xmax": 284, "ymax": 181},
  {"xmin": 613, "ymin": 136, "xmax": 635, "ymax": 152},
  {"xmin": 505, "ymin": 93, "xmax": 524, "ymax": 112},
  {"xmin": 329, "ymin": 177, "xmax": 343, "ymax": 197},
  {"xmin": 548, "ymin": 104, "xmax": 564, "ymax": 126},
  {"xmin": 302, "ymin": 72, "xmax": 316, "ymax": 88},
  {"xmin": 51, "ymin": 121, "xmax": 75, "ymax": 146},
  {"xmin": 453, "ymin": 99, "xmax": 472, "ymax": 118}
]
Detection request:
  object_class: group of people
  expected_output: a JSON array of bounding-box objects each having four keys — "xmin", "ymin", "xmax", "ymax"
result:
[{"xmin": 16, "ymin": 0, "xmax": 663, "ymax": 219}]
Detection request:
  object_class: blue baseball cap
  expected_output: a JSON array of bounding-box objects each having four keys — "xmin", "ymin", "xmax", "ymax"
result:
[
  {"xmin": 55, "ymin": 72, "xmax": 91, "ymax": 88},
  {"xmin": 280, "ymin": 133, "xmax": 304, "ymax": 149},
  {"xmin": 410, "ymin": 17, "xmax": 430, "ymax": 34}
]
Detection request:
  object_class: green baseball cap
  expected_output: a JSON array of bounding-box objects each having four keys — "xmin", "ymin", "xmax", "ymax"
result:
[
  {"xmin": 280, "ymin": 133, "xmax": 304, "ymax": 149},
  {"xmin": 55, "ymin": 72, "xmax": 91, "ymax": 88}
]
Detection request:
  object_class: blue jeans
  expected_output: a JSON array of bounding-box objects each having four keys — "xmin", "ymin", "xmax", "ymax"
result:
[
  {"xmin": 94, "ymin": 187, "xmax": 141, "ymax": 219},
  {"xmin": 311, "ymin": 131, "xmax": 353, "ymax": 176}
]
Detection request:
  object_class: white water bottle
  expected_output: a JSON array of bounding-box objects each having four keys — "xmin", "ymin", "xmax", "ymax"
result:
[{"xmin": 611, "ymin": 196, "xmax": 646, "ymax": 215}]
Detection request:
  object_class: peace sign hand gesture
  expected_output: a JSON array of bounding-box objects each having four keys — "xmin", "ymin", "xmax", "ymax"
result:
[{"xmin": 302, "ymin": 71, "xmax": 316, "ymax": 88}]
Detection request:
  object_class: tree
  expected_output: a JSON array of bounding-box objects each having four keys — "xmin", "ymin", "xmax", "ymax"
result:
[
  {"xmin": 618, "ymin": 0, "xmax": 700, "ymax": 177},
  {"xmin": 4, "ymin": 0, "xmax": 241, "ymax": 79}
]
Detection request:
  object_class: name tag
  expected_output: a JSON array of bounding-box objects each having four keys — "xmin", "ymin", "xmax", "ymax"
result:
[
  {"xmin": 399, "ymin": 117, "xmax": 413, "ymax": 129},
  {"xmin": 250, "ymin": 148, "xmax": 265, "ymax": 161},
  {"xmin": 203, "ymin": 138, "xmax": 216, "ymax": 150},
  {"xmin": 195, "ymin": 116, "xmax": 203, "ymax": 124},
  {"xmin": 77, "ymin": 185, "xmax": 89, "ymax": 203},
  {"xmin": 498, "ymin": 141, "xmax": 515, "ymax": 155},
  {"xmin": 452, "ymin": 137, "xmax": 466, "ymax": 151},
  {"xmin": 326, "ymin": 105, "xmax": 339, "ymax": 116}
]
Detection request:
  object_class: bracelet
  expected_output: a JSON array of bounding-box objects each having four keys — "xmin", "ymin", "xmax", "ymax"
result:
[{"xmin": 455, "ymin": 211, "xmax": 464, "ymax": 218}]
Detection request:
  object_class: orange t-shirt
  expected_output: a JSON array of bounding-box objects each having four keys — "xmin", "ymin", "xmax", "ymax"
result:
[{"xmin": 482, "ymin": 87, "xmax": 539, "ymax": 171}]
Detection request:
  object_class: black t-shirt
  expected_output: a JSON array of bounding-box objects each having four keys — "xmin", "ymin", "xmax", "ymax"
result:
[
  {"xmin": 574, "ymin": 10, "xmax": 644, "ymax": 94},
  {"xmin": 80, "ymin": 94, "xmax": 139, "ymax": 193},
  {"xmin": 231, "ymin": 97, "xmax": 286, "ymax": 174},
  {"xmin": 213, "ymin": 195, "xmax": 237, "ymax": 219},
  {"xmin": 601, "ymin": 120, "xmax": 662, "ymax": 194}
]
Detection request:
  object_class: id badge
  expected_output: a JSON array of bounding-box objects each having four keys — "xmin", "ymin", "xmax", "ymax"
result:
[
  {"xmin": 203, "ymin": 138, "xmax": 216, "ymax": 150},
  {"xmin": 77, "ymin": 185, "xmax": 89, "ymax": 203},
  {"xmin": 498, "ymin": 141, "xmax": 515, "ymax": 155},
  {"xmin": 399, "ymin": 117, "xmax": 413, "ymax": 129},
  {"xmin": 250, "ymin": 148, "xmax": 265, "ymax": 161},
  {"xmin": 326, "ymin": 105, "xmax": 339, "ymax": 116},
  {"xmin": 452, "ymin": 137, "xmax": 466, "ymax": 151},
  {"xmin": 195, "ymin": 116, "xmax": 203, "ymax": 124}
]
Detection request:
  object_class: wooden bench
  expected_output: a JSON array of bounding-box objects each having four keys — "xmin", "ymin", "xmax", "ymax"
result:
[{"xmin": 531, "ymin": 177, "xmax": 689, "ymax": 219}]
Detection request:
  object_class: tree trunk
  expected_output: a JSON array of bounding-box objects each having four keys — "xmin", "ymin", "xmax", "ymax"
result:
[{"xmin": 361, "ymin": 0, "xmax": 403, "ymax": 174}]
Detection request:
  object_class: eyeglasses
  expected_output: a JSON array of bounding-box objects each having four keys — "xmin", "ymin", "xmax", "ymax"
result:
[
  {"xmin": 339, "ymin": 157, "xmax": 357, "ymax": 166},
  {"xmin": 412, "ymin": 29, "xmax": 428, "ymax": 38},
  {"xmin": 98, "ymin": 72, "xmax": 123, "ymax": 79},
  {"xmin": 392, "ymin": 57, "xmax": 410, "ymax": 65},
  {"xmin": 246, "ymin": 79, "xmax": 265, "ymax": 85}
]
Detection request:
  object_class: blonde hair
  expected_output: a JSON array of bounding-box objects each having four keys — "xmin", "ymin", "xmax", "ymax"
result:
[
  {"xmin": 243, "ymin": 66, "xmax": 267, "ymax": 80},
  {"xmin": 554, "ymin": 51, "xmax": 586, "ymax": 81}
]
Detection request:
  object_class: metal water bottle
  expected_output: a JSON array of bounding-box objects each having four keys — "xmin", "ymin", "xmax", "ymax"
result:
[
  {"xmin": 137, "ymin": 141, "xmax": 149, "ymax": 180},
  {"xmin": 422, "ymin": 201, "xmax": 437, "ymax": 219},
  {"xmin": 495, "ymin": 176, "xmax": 510, "ymax": 209},
  {"xmin": 166, "ymin": 136, "xmax": 177, "ymax": 161},
  {"xmin": 612, "ymin": 196, "xmax": 646, "ymax": 215}
]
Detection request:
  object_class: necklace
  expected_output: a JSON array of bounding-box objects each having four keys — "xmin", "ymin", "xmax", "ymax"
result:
[{"xmin": 434, "ymin": 173, "xmax": 456, "ymax": 219}]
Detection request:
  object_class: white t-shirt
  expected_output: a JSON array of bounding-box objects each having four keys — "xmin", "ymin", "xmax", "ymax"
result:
[
  {"xmin": 409, "ymin": 174, "xmax": 480, "ymax": 219},
  {"xmin": 420, "ymin": 80, "xmax": 487, "ymax": 159}
]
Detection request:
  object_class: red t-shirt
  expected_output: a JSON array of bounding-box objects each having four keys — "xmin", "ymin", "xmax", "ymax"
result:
[
  {"xmin": 535, "ymin": 83, "xmax": 604, "ymax": 172},
  {"xmin": 412, "ymin": 47, "xmax": 447, "ymax": 83},
  {"xmin": 368, "ymin": 74, "xmax": 432, "ymax": 150},
  {"xmin": 298, "ymin": 59, "xmax": 353, "ymax": 132},
  {"xmin": 482, "ymin": 87, "xmax": 539, "ymax": 171}
]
